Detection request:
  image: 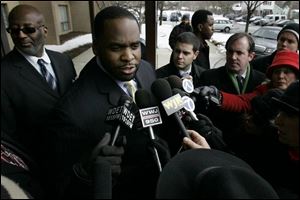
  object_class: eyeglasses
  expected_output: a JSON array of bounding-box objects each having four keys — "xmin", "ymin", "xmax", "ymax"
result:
[{"xmin": 6, "ymin": 25, "xmax": 45, "ymax": 35}]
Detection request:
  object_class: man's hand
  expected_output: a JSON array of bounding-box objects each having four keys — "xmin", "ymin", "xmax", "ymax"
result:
[
  {"xmin": 90, "ymin": 133, "xmax": 124, "ymax": 176},
  {"xmin": 197, "ymin": 86, "xmax": 221, "ymax": 105},
  {"xmin": 183, "ymin": 130, "xmax": 211, "ymax": 149},
  {"xmin": 73, "ymin": 132, "xmax": 124, "ymax": 182}
]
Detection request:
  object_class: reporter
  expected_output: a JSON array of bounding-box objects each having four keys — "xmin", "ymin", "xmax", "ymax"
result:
[{"xmin": 271, "ymin": 80, "xmax": 299, "ymax": 198}]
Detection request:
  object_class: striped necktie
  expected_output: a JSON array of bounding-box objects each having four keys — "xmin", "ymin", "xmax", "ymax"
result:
[
  {"xmin": 124, "ymin": 81, "xmax": 137, "ymax": 102},
  {"xmin": 37, "ymin": 59, "xmax": 57, "ymax": 90}
]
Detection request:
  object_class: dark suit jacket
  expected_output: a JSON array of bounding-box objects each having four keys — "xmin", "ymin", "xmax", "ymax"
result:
[
  {"xmin": 156, "ymin": 62, "xmax": 205, "ymax": 88},
  {"xmin": 194, "ymin": 40, "xmax": 210, "ymax": 70},
  {"xmin": 45, "ymin": 57, "xmax": 159, "ymax": 198},
  {"xmin": 1, "ymin": 48, "xmax": 76, "ymax": 160},
  {"xmin": 198, "ymin": 65, "xmax": 266, "ymax": 147}
]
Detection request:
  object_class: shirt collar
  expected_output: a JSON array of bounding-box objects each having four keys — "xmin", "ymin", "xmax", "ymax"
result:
[
  {"xmin": 178, "ymin": 64, "xmax": 192, "ymax": 77},
  {"xmin": 239, "ymin": 69, "xmax": 247, "ymax": 79}
]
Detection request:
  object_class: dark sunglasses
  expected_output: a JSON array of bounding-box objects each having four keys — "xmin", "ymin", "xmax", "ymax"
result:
[{"xmin": 6, "ymin": 25, "xmax": 45, "ymax": 35}]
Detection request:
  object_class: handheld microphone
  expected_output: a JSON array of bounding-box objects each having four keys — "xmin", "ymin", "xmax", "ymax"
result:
[
  {"xmin": 135, "ymin": 89, "xmax": 163, "ymax": 172},
  {"xmin": 172, "ymin": 88, "xmax": 199, "ymax": 121},
  {"xmin": 105, "ymin": 95, "xmax": 135, "ymax": 146},
  {"xmin": 167, "ymin": 75, "xmax": 197, "ymax": 102},
  {"xmin": 167, "ymin": 75, "xmax": 219, "ymax": 107},
  {"xmin": 151, "ymin": 78, "xmax": 190, "ymax": 139}
]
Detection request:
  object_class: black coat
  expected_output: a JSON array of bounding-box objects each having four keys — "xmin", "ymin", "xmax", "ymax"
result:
[
  {"xmin": 168, "ymin": 23, "xmax": 193, "ymax": 50},
  {"xmin": 1, "ymin": 48, "xmax": 76, "ymax": 161},
  {"xmin": 251, "ymin": 51, "xmax": 277, "ymax": 74},
  {"xmin": 44, "ymin": 57, "xmax": 160, "ymax": 198},
  {"xmin": 194, "ymin": 40, "xmax": 210, "ymax": 70},
  {"xmin": 156, "ymin": 62, "xmax": 205, "ymax": 88}
]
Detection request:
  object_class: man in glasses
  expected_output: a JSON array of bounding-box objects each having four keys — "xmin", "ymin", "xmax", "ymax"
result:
[{"xmin": 1, "ymin": 5, "xmax": 76, "ymax": 192}]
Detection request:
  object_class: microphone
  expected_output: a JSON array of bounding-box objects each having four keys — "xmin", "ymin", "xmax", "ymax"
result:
[
  {"xmin": 167, "ymin": 75, "xmax": 197, "ymax": 102},
  {"xmin": 167, "ymin": 75, "xmax": 219, "ymax": 107},
  {"xmin": 172, "ymin": 88, "xmax": 199, "ymax": 121},
  {"xmin": 105, "ymin": 95, "xmax": 135, "ymax": 146},
  {"xmin": 135, "ymin": 89, "xmax": 163, "ymax": 172},
  {"xmin": 151, "ymin": 78, "xmax": 190, "ymax": 139}
]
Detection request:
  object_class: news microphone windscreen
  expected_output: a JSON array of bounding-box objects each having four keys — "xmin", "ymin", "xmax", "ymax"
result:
[
  {"xmin": 167, "ymin": 75, "xmax": 182, "ymax": 89},
  {"xmin": 151, "ymin": 78, "xmax": 173, "ymax": 101},
  {"xmin": 172, "ymin": 88, "xmax": 186, "ymax": 97},
  {"xmin": 135, "ymin": 89, "xmax": 154, "ymax": 109}
]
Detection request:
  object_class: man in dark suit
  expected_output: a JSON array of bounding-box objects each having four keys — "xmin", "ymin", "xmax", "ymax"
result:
[
  {"xmin": 1, "ymin": 5, "xmax": 76, "ymax": 163},
  {"xmin": 198, "ymin": 32, "xmax": 266, "ymax": 149},
  {"xmin": 191, "ymin": 10, "xmax": 215, "ymax": 70},
  {"xmin": 157, "ymin": 32, "xmax": 205, "ymax": 88},
  {"xmin": 44, "ymin": 6, "xmax": 165, "ymax": 199}
]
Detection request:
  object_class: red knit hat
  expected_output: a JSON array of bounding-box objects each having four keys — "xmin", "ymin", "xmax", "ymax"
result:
[{"xmin": 266, "ymin": 50, "xmax": 299, "ymax": 78}]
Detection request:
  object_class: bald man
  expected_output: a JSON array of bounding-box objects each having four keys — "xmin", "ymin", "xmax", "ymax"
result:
[{"xmin": 1, "ymin": 4, "xmax": 76, "ymax": 163}]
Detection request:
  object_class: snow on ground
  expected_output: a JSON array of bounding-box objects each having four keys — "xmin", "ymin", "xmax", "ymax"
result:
[{"xmin": 45, "ymin": 34, "xmax": 92, "ymax": 53}]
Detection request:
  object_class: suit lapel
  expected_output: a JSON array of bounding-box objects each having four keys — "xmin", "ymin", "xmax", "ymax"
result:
[
  {"xmin": 87, "ymin": 58, "xmax": 123, "ymax": 106},
  {"xmin": 12, "ymin": 49, "xmax": 59, "ymax": 97},
  {"xmin": 135, "ymin": 61, "xmax": 153, "ymax": 91}
]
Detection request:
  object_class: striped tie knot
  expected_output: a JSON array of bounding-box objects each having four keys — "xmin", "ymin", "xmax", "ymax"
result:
[{"xmin": 124, "ymin": 81, "xmax": 137, "ymax": 102}]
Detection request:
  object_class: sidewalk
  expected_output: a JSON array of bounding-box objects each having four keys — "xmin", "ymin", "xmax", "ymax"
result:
[{"xmin": 72, "ymin": 41, "xmax": 225, "ymax": 75}]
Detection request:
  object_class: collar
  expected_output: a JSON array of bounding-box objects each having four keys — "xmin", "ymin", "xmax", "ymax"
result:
[
  {"xmin": 178, "ymin": 64, "xmax": 192, "ymax": 77},
  {"xmin": 239, "ymin": 69, "xmax": 247, "ymax": 79}
]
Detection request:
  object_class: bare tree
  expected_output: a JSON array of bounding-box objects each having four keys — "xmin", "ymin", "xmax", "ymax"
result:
[
  {"xmin": 244, "ymin": 1, "xmax": 265, "ymax": 33},
  {"xmin": 157, "ymin": 1, "xmax": 165, "ymax": 25}
]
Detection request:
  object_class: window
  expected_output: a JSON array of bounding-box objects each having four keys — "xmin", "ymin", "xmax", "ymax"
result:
[{"xmin": 59, "ymin": 5, "xmax": 70, "ymax": 32}]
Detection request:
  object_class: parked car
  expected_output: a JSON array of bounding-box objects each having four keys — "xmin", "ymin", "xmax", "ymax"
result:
[
  {"xmin": 170, "ymin": 12, "xmax": 181, "ymax": 22},
  {"xmin": 159, "ymin": 13, "xmax": 167, "ymax": 21},
  {"xmin": 273, "ymin": 19, "xmax": 294, "ymax": 27},
  {"xmin": 250, "ymin": 26, "xmax": 282, "ymax": 56},
  {"xmin": 214, "ymin": 18, "xmax": 234, "ymax": 33},
  {"xmin": 225, "ymin": 13, "xmax": 237, "ymax": 20},
  {"xmin": 235, "ymin": 14, "xmax": 247, "ymax": 22},
  {"xmin": 250, "ymin": 16, "xmax": 262, "ymax": 23}
]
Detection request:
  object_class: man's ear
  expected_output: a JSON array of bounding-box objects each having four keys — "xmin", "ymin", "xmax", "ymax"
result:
[
  {"xmin": 92, "ymin": 41, "xmax": 99, "ymax": 56},
  {"xmin": 248, "ymin": 51, "xmax": 255, "ymax": 62},
  {"xmin": 43, "ymin": 26, "xmax": 48, "ymax": 37},
  {"xmin": 193, "ymin": 50, "xmax": 199, "ymax": 60},
  {"xmin": 197, "ymin": 24, "xmax": 203, "ymax": 32}
]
